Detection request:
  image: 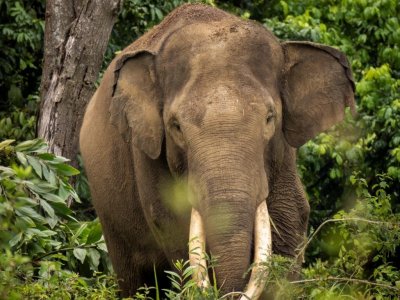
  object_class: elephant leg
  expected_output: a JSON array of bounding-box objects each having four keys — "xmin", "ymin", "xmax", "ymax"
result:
[
  {"xmin": 100, "ymin": 221, "xmax": 165, "ymax": 297},
  {"xmin": 82, "ymin": 143, "xmax": 164, "ymax": 295}
]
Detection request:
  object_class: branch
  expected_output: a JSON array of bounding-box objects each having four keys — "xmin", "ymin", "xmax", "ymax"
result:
[
  {"xmin": 291, "ymin": 276, "xmax": 399, "ymax": 291},
  {"xmin": 32, "ymin": 244, "xmax": 99, "ymax": 263}
]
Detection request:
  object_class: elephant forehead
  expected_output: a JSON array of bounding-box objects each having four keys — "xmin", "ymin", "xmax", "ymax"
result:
[
  {"xmin": 160, "ymin": 20, "xmax": 279, "ymax": 56},
  {"xmin": 157, "ymin": 20, "xmax": 283, "ymax": 97}
]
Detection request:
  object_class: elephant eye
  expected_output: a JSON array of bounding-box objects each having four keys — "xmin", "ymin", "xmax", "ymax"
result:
[
  {"xmin": 266, "ymin": 112, "xmax": 275, "ymax": 124},
  {"xmin": 171, "ymin": 119, "xmax": 182, "ymax": 133}
]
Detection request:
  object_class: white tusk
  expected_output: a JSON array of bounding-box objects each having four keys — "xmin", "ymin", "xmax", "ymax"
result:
[
  {"xmin": 189, "ymin": 208, "xmax": 210, "ymax": 288},
  {"xmin": 240, "ymin": 201, "xmax": 272, "ymax": 300}
]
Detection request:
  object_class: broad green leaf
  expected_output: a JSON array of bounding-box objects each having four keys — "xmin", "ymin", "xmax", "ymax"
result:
[
  {"xmin": 72, "ymin": 223, "xmax": 88, "ymax": 243},
  {"xmin": 26, "ymin": 155, "xmax": 42, "ymax": 178},
  {"xmin": 14, "ymin": 140, "xmax": 36, "ymax": 151},
  {"xmin": 26, "ymin": 181, "xmax": 57, "ymax": 193},
  {"xmin": 43, "ymin": 193, "xmax": 65, "ymax": 203},
  {"xmin": 73, "ymin": 248, "xmax": 87, "ymax": 264},
  {"xmin": 0, "ymin": 139, "xmax": 15, "ymax": 149},
  {"xmin": 26, "ymin": 228, "xmax": 56, "ymax": 237},
  {"xmin": 31, "ymin": 243, "xmax": 46, "ymax": 256},
  {"xmin": 86, "ymin": 221, "xmax": 103, "ymax": 245},
  {"xmin": 51, "ymin": 202, "xmax": 75, "ymax": 219},
  {"xmin": 40, "ymin": 199, "xmax": 55, "ymax": 219},
  {"xmin": 15, "ymin": 206, "xmax": 45, "ymax": 223},
  {"xmin": 37, "ymin": 153, "xmax": 55, "ymax": 161},
  {"xmin": 48, "ymin": 169, "xmax": 57, "ymax": 186},
  {"xmin": 0, "ymin": 166, "xmax": 16, "ymax": 177},
  {"xmin": 46, "ymin": 216, "xmax": 58, "ymax": 229},
  {"xmin": 96, "ymin": 242, "xmax": 108, "ymax": 253},
  {"xmin": 16, "ymin": 152, "xmax": 28, "ymax": 166},
  {"xmin": 58, "ymin": 182, "xmax": 70, "ymax": 200},
  {"xmin": 69, "ymin": 188, "xmax": 81, "ymax": 203},
  {"xmin": 41, "ymin": 162, "xmax": 50, "ymax": 182},
  {"xmin": 47, "ymin": 239, "xmax": 62, "ymax": 248},
  {"xmin": 87, "ymin": 248, "xmax": 100, "ymax": 271},
  {"xmin": 16, "ymin": 196, "xmax": 37, "ymax": 206},
  {"xmin": 49, "ymin": 156, "xmax": 69, "ymax": 164},
  {"xmin": 16, "ymin": 215, "xmax": 35, "ymax": 227},
  {"xmin": 9, "ymin": 232, "xmax": 23, "ymax": 247},
  {"xmin": 54, "ymin": 163, "xmax": 80, "ymax": 176}
]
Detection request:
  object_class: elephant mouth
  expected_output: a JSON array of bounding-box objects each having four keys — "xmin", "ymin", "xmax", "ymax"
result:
[{"xmin": 188, "ymin": 201, "xmax": 272, "ymax": 299}]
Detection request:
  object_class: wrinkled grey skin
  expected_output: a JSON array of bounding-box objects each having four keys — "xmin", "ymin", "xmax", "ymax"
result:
[{"xmin": 80, "ymin": 4, "xmax": 355, "ymax": 297}]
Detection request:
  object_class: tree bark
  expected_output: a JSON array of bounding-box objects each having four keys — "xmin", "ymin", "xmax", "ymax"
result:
[{"xmin": 38, "ymin": 0, "xmax": 123, "ymax": 167}]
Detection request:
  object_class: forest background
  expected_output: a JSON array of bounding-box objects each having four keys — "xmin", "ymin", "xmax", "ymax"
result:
[{"xmin": 0, "ymin": 0, "xmax": 399, "ymax": 299}]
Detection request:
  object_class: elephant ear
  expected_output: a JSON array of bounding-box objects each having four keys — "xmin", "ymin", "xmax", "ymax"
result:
[
  {"xmin": 281, "ymin": 41, "xmax": 356, "ymax": 148},
  {"xmin": 110, "ymin": 52, "xmax": 163, "ymax": 159}
]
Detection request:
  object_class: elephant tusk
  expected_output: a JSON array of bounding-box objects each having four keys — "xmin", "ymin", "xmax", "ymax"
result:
[
  {"xmin": 189, "ymin": 208, "xmax": 210, "ymax": 288},
  {"xmin": 240, "ymin": 201, "xmax": 272, "ymax": 300}
]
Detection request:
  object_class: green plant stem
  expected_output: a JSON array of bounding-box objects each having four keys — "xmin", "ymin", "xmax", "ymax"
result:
[
  {"xmin": 291, "ymin": 276, "xmax": 399, "ymax": 291},
  {"xmin": 31, "ymin": 244, "xmax": 98, "ymax": 263}
]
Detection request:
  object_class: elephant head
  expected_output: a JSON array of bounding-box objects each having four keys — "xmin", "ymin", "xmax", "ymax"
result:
[{"xmin": 102, "ymin": 4, "xmax": 355, "ymax": 298}]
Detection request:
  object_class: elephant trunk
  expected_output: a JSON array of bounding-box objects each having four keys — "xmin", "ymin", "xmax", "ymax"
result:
[
  {"xmin": 188, "ymin": 143, "xmax": 265, "ymax": 294},
  {"xmin": 205, "ymin": 189, "xmax": 255, "ymax": 293}
]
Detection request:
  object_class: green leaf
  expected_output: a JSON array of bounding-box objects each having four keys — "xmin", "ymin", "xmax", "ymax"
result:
[
  {"xmin": 96, "ymin": 242, "xmax": 108, "ymax": 253},
  {"xmin": 14, "ymin": 140, "xmax": 36, "ymax": 151},
  {"xmin": 9, "ymin": 232, "xmax": 23, "ymax": 247},
  {"xmin": 154, "ymin": 7, "xmax": 163, "ymax": 20},
  {"xmin": 86, "ymin": 221, "xmax": 103, "ymax": 245},
  {"xmin": 42, "ymin": 193, "xmax": 65, "ymax": 203},
  {"xmin": 26, "ymin": 228, "xmax": 56, "ymax": 237},
  {"xmin": 26, "ymin": 155, "xmax": 42, "ymax": 178},
  {"xmin": 16, "ymin": 152, "xmax": 28, "ymax": 166},
  {"xmin": 15, "ymin": 139, "xmax": 45, "ymax": 152},
  {"xmin": 87, "ymin": 248, "xmax": 100, "ymax": 270},
  {"xmin": 50, "ymin": 202, "xmax": 75, "ymax": 219},
  {"xmin": 54, "ymin": 163, "xmax": 80, "ymax": 176},
  {"xmin": 17, "ymin": 215, "xmax": 35, "ymax": 227},
  {"xmin": 40, "ymin": 199, "xmax": 55, "ymax": 219},
  {"xmin": 15, "ymin": 206, "xmax": 45, "ymax": 223},
  {"xmin": 72, "ymin": 223, "xmax": 88, "ymax": 243},
  {"xmin": 16, "ymin": 196, "xmax": 37, "ymax": 206},
  {"xmin": 0, "ymin": 139, "xmax": 15, "ymax": 149},
  {"xmin": 41, "ymin": 163, "xmax": 50, "ymax": 181},
  {"xmin": 26, "ymin": 181, "xmax": 57, "ymax": 193},
  {"xmin": 46, "ymin": 216, "xmax": 58, "ymax": 229},
  {"xmin": 73, "ymin": 248, "xmax": 87, "ymax": 264},
  {"xmin": 37, "ymin": 153, "xmax": 55, "ymax": 161},
  {"xmin": 50, "ymin": 156, "xmax": 69, "ymax": 164}
]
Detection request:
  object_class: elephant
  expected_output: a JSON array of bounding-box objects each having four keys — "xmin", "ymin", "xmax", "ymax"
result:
[{"xmin": 80, "ymin": 3, "xmax": 355, "ymax": 299}]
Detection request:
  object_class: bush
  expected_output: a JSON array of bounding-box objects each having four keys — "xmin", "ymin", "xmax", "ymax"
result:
[{"xmin": 0, "ymin": 139, "xmax": 114, "ymax": 299}]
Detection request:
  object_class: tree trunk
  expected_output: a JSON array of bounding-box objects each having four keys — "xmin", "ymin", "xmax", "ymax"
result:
[{"xmin": 38, "ymin": 0, "xmax": 123, "ymax": 167}]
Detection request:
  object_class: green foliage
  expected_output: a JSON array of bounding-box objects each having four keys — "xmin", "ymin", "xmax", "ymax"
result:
[
  {"xmin": 0, "ymin": 95, "xmax": 38, "ymax": 142},
  {"xmin": 0, "ymin": 0, "xmax": 44, "ymax": 142},
  {"xmin": 105, "ymin": 0, "xmax": 187, "ymax": 66},
  {"xmin": 261, "ymin": 0, "xmax": 400, "ymax": 264},
  {"xmin": 0, "ymin": 0, "xmax": 44, "ymax": 112},
  {"xmin": 0, "ymin": 139, "xmax": 113, "ymax": 299},
  {"xmin": 297, "ymin": 174, "xmax": 400, "ymax": 299}
]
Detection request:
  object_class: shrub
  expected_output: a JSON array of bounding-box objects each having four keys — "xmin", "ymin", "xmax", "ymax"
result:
[{"xmin": 0, "ymin": 139, "xmax": 114, "ymax": 299}]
